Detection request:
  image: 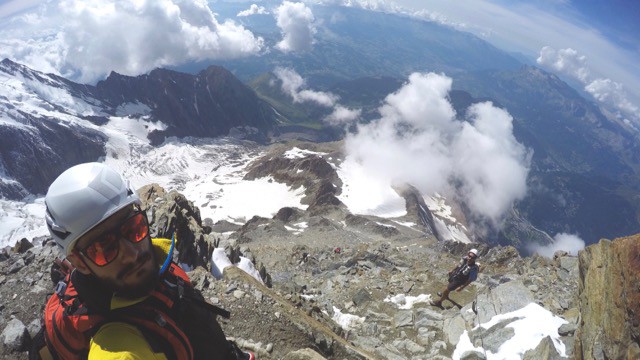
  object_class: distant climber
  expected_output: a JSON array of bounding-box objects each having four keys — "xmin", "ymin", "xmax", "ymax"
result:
[{"xmin": 431, "ymin": 248, "xmax": 480, "ymax": 307}]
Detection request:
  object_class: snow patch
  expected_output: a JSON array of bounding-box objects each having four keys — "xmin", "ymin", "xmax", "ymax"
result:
[
  {"xmin": 0, "ymin": 198, "xmax": 47, "ymax": 248},
  {"xmin": 337, "ymin": 158, "xmax": 406, "ymax": 218},
  {"xmin": 331, "ymin": 306, "xmax": 365, "ymax": 331},
  {"xmin": 211, "ymin": 248, "xmax": 263, "ymax": 284},
  {"xmin": 453, "ymin": 303, "xmax": 567, "ymax": 359},
  {"xmin": 211, "ymin": 248, "xmax": 233, "ymax": 279},
  {"xmin": 384, "ymin": 293, "xmax": 432, "ymax": 309},
  {"xmin": 283, "ymin": 147, "xmax": 327, "ymax": 159}
]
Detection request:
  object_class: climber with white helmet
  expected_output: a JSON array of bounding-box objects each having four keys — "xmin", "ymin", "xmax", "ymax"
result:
[
  {"xmin": 431, "ymin": 248, "xmax": 480, "ymax": 308},
  {"xmin": 31, "ymin": 162, "xmax": 254, "ymax": 360}
]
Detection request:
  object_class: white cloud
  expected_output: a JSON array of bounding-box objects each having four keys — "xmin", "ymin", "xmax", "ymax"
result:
[
  {"xmin": 0, "ymin": 0, "xmax": 40, "ymax": 19},
  {"xmin": 237, "ymin": 4, "xmax": 269, "ymax": 17},
  {"xmin": 537, "ymin": 46, "xmax": 590, "ymax": 82},
  {"xmin": 273, "ymin": 66, "xmax": 338, "ymax": 107},
  {"xmin": 384, "ymin": 1, "xmax": 640, "ymax": 114},
  {"xmin": 0, "ymin": 0, "xmax": 264, "ymax": 83},
  {"xmin": 306, "ymin": 0, "xmax": 402, "ymax": 12},
  {"xmin": 325, "ymin": 105, "xmax": 361, "ymax": 125},
  {"xmin": 452, "ymin": 102, "xmax": 530, "ymax": 221},
  {"xmin": 585, "ymin": 78, "xmax": 639, "ymax": 116},
  {"xmin": 275, "ymin": 1, "xmax": 316, "ymax": 53},
  {"xmin": 537, "ymin": 46, "xmax": 640, "ymax": 123},
  {"xmin": 527, "ymin": 232, "xmax": 585, "ymax": 257},
  {"xmin": 344, "ymin": 72, "xmax": 530, "ymax": 225}
]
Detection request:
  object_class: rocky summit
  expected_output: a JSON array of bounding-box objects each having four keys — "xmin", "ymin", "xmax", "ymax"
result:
[{"xmin": 0, "ymin": 148, "xmax": 638, "ymax": 359}]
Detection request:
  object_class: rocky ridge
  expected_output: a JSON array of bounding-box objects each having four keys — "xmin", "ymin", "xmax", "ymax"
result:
[{"xmin": 1, "ymin": 145, "xmax": 637, "ymax": 359}]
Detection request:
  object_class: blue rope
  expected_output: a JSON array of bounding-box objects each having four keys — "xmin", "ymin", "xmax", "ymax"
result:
[{"xmin": 159, "ymin": 231, "xmax": 175, "ymax": 276}]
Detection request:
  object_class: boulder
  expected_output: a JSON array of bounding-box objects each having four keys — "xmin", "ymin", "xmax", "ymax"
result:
[
  {"xmin": 474, "ymin": 280, "xmax": 535, "ymax": 319},
  {"xmin": 522, "ymin": 335, "xmax": 563, "ymax": 360},
  {"xmin": 1, "ymin": 318, "xmax": 29, "ymax": 352}
]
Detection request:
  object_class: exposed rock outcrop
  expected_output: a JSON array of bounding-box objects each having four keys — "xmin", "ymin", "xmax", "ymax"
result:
[
  {"xmin": 574, "ymin": 236, "xmax": 640, "ymax": 359},
  {"xmin": 96, "ymin": 66, "xmax": 276, "ymax": 144},
  {"xmin": 138, "ymin": 184, "xmax": 213, "ymax": 269}
]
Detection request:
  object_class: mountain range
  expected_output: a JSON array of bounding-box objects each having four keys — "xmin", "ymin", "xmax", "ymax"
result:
[{"xmin": 2, "ymin": 4, "xmax": 640, "ymax": 251}]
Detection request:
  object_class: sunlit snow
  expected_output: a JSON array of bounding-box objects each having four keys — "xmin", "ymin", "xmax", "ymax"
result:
[
  {"xmin": 425, "ymin": 194, "xmax": 471, "ymax": 243},
  {"xmin": 330, "ymin": 306, "xmax": 365, "ymax": 331},
  {"xmin": 211, "ymin": 248, "xmax": 264, "ymax": 283},
  {"xmin": 283, "ymin": 147, "xmax": 327, "ymax": 159},
  {"xmin": 384, "ymin": 293, "xmax": 433, "ymax": 309},
  {"xmin": 337, "ymin": 158, "xmax": 406, "ymax": 218},
  {"xmin": 453, "ymin": 302, "xmax": 567, "ymax": 359},
  {"xmin": 0, "ymin": 198, "xmax": 47, "ymax": 245}
]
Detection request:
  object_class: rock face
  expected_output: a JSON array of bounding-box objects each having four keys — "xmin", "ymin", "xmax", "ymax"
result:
[
  {"xmin": 574, "ymin": 236, "xmax": 640, "ymax": 359},
  {"xmin": 96, "ymin": 66, "xmax": 276, "ymax": 144},
  {"xmin": 138, "ymin": 184, "xmax": 220, "ymax": 270},
  {"xmin": 0, "ymin": 59, "xmax": 107, "ymax": 199}
]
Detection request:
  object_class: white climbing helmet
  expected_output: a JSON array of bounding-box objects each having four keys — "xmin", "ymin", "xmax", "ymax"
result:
[
  {"xmin": 45, "ymin": 162, "xmax": 140, "ymax": 256},
  {"xmin": 469, "ymin": 248, "xmax": 479, "ymax": 257}
]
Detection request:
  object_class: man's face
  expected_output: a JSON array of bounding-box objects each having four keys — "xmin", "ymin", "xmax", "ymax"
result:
[
  {"xmin": 71, "ymin": 206, "xmax": 158, "ymax": 298},
  {"xmin": 467, "ymin": 252, "xmax": 477, "ymax": 262}
]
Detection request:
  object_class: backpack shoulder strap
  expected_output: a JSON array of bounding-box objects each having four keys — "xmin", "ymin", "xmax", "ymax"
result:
[{"xmin": 41, "ymin": 260, "xmax": 113, "ymax": 360}]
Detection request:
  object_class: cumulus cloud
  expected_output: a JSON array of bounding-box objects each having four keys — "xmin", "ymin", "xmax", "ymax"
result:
[
  {"xmin": 237, "ymin": 4, "xmax": 268, "ymax": 17},
  {"xmin": 527, "ymin": 232, "xmax": 585, "ymax": 257},
  {"xmin": 537, "ymin": 46, "xmax": 590, "ymax": 82},
  {"xmin": 537, "ymin": 46, "xmax": 639, "ymax": 124},
  {"xmin": 275, "ymin": 1, "xmax": 316, "ymax": 53},
  {"xmin": 273, "ymin": 67, "xmax": 338, "ymax": 107},
  {"xmin": 585, "ymin": 78, "xmax": 639, "ymax": 116},
  {"xmin": 344, "ymin": 72, "xmax": 531, "ymax": 224},
  {"xmin": 0, "ymin": 0, "xmax": 264, "ymax": 83}
]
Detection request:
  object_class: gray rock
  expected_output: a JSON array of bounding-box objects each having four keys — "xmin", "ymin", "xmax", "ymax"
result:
[
  {"xmin": 414, "ymin": 307, "xmax": 445, "ymax": 329},
  {"xmin": 556, "ymin": 268, "xmax": 571, "ymax": 281},
  {"xmin": 394, "ymin": 310, "xmax": 413, "ymax": 328},
  {"xmin": 558, "ymin": 322, "xmax": 578, "ymax": 336},
  {"xmin": 402, "ymin": 282, "xmax": 414, "ymax": 293},
  {"xmin": 1, "ymin": 317, "xmax": 29, "ymax": 352},
  {"xmin": 443, "ymin": 315, "xmax": 467, "ymax": 345},
  {"xmin": 392, "ymin": 338, "xmax": 425, "ymax": 353},
  {"xmin": 352, "ymin": 288, "xmax": 372, "ymax": 306},
  {"xmin": 7, "ymin": 258, "xmax": 25, "ymax": 274},
  {"xmin": 562, "ymin": 335, "xmax": 575, "ymax": 358},
  {"xmin": 27, "ymin": 318, "xmax": 42, "ymax": 339},
  {"xmin": 365, "ymin": 309, "xmax": 392, "ymax": 323},
  {"xmin": 373, "ymin": 344, "xmax": 406, "ymax": 360},
  {"xmin": 360, "ymin": 322, "xmax": 378, "ymax": 336},
  {"xmin": 470, "ymin": 318, "xmax": 517, "ymax": 353},
  {"xmin": 460, "ymin": 350, "xmax": 487, "ymax": 360},
  {"xmin": 282, "ymin": 348, "xmax": 327, "ymax": 360},
  {"xmin": 522, "ymin": 335, "xmax": 563, "ymax": 360},
  {"xmin": 559, "ymin": 256, "xmax": 578, "ymax": 273},
  {"xmin": 475, "ymin": 280, "xmax": 534, "ymax": 319},
  {"xmin": 416, "ymin": 327, "xmax": 436, "ymax": 346}
]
